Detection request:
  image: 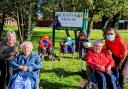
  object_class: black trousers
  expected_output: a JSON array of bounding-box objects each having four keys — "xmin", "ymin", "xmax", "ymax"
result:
[{"xmin": 0, "ymin": 61, "xmax": 12, "ymax": 89}]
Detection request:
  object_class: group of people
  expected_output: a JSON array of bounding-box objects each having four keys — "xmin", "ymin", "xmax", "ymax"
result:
[
  {"xmin": 0, "ymin": 27, "xmax": 128, "ymax": 89},
  {"xmin": 85, "ymin": 27, "xmax": 128, "ymax": 89},
  {"xmin": 0, "ymin": 30, "xmax": 42, "ymax": 89}
]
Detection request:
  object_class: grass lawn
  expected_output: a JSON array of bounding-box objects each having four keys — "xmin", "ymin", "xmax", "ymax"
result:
[
  {"xmin": 31, "ymin": 27, "xmax": 128, "ymax": 89},
  {"xmin": 3, "ymin": 27, "xmax": 128, "ymax": 89}
]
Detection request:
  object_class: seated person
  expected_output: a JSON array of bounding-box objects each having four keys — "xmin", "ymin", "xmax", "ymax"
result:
[
  {"xmin": 9, "ymin": 41, "xmax": 42, "ymax": 89},
  {"xmin": 77, "ymin": 30, "xmax": 88, "ymax": 42},
  {"xmin": 39, "ymin": 35, "xmax": 53, "ymax": 59},
  {"xmin": 76, "ymin": 30, "xmax": 89, "ymax": 57},
  {"xmin": 85, "ymin": 39, "xmax": 117, "ymax": 89},
  {"xmin": 61, "ymin": 37, "xmax": 75, "ymax": 54}
]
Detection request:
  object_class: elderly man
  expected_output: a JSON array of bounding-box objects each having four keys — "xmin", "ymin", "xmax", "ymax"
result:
[
  {"xmin": 9, "ymin": 41, "xmax": 42, "ymax": 89},
  {"xmin": 0, "ymin": 30, "xmax": 18, "ymax": 89}
]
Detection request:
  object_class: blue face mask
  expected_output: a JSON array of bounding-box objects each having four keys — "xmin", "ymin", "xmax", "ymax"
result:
[{"xmin": 107, "ymin": 35, "xmax": 115, "ymax": 41}]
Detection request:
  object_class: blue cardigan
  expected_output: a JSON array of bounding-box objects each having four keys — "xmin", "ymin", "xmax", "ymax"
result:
[{"xmin": 9, "ymin": 52, "xmax": 42, "ymax": 89}]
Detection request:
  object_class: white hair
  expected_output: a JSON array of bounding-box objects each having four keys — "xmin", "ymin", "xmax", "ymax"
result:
[
  {"xmin": 21, "ymin": 41, "xmax": 33, "ymax": 51},
  {"xmin": 93, "ymin": 39, "xmax": 103, "ymax": 46}
]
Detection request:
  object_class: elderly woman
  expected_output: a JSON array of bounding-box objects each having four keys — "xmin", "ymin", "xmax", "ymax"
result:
[
  {"xmin": 0, "ymin": 30, "xmax": 18, "ymax": 89},
  {"xmin": 85, "ymin": 39, "xmax": 117, "ymax": 89},
  {"xmin": 9, "ymin": 41, "xmax": 42, "ymax": 89},
  {"xmin": 103, "ymin": 27, "xmax": 128, "ymax": 89}
]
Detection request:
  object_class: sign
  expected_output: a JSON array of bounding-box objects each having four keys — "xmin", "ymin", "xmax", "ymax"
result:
[{"xmin": 55, "ymin": 12, "xmax": 83, "ymax": 27}]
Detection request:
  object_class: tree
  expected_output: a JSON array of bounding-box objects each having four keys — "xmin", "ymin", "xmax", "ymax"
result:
[
  {"xmin": 11, "ymin": 0, "xmax": 38, "ymax": 42},
  {"xmin": 41, "ymin": 0, "xmax": 128, "ymax": 38},
  {"xmin": 0, "ymin": 0, "xmax": 41, "ymax": 42},
  {"xmin": 0, "ymin": 0, "xmax": 10, "ymax": 38}
]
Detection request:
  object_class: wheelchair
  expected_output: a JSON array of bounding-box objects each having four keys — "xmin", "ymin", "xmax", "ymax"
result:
[
  {"xmin": 80, "ymin": 42, "xmax": 97, "ymax": 89},
  {"xmin": 81, "ymin": 42, "xmax": 119, "ymax": 89}
]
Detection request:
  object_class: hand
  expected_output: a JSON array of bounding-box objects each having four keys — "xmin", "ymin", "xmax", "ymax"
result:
[
  {"xmin": 19, "ymin": 66, "xmax": 24, "ymax": 70},
  {"xmin": 100, "ymin": 66, "xmax": 105, "ymax": 71},
  {"xmin": 106, "ymin": 65, "xmax": 112, "ymax": 74},
  {"xmin": 97, "ymin": 64, "xmax": 105, "ymax": 71},
  {"xmin": 23, "ymin": 66, "xmax": 28, "ymax": 71},
  {"xmin": 19, "ymin": 66, "xmax": 28, "ymax": 71}
]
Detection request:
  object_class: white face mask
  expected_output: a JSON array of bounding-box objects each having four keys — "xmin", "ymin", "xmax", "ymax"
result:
[{"xmin": 107, "ymin": 35, "xmax": 115, "ymax": 41}]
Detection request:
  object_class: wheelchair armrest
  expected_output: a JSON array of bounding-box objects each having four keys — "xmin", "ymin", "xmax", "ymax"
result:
[{"xmin": 86, "ymin": 66, "xmax": 95, "ymax": 76}]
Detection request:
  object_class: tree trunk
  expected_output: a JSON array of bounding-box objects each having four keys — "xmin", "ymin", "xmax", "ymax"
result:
[
  {"xmin": 27, "ymin": 4, "xmax": 32, "ymax": 41},
  {"xmin": 87, "ymin": 18, "xmax": 93, "ymax": 39},
  {"xmin": 0, "ymin": 11, "xmax": 5, "ymax": 38},
  {"xmin": 101, "ymin": 15, "xmax": 110, "ymax": 31},
  {"xmin": 71, "ymin": 0, "xmax": 75, "ymax": 11},
  {"xmin": 58, "ymin": 1, "xmax": 70, "ymax": 37},
  {"xmin": 59, "ymin": 1, "xmax": 64, "ymax": 11},
  {"xmin": 87, "ymin": 12, "xmax": 93, "ymax": 39},
  {"xmin": 17, "ymin": 11, "xmax": 23, "ymax": 42},
  {"xmin": 1, "ymin": 11, "xmax": 5, "ymax": 31},
  {"xmin": 111, "ymin": 14, "xmax": 121, "ymax": 28}
]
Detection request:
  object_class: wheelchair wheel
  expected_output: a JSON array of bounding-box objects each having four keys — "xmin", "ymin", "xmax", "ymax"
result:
[{"xmin": 85, "ymin": 81, "xmax": 98, "ymax": 89}]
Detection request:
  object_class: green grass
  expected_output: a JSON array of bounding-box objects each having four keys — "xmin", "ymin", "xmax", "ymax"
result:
[
  {"xmin": 32, "ymin": 27, "xmax": 128, "ymax": 89},
  {"xmin": 3, "ymin": 26, "xmax": 128, "ymax": 89},
  {"xmin": 4, "ymin": 25, "xmax": 18, "ymax": 31}
]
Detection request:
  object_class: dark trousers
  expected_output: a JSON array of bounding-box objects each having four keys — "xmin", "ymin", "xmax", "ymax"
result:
[
  {"xmin": 94, "ymin": 70, "xmax": 117, "ymax": 89},
  {"xmin": 112, "ymin": 55, "xmax": 128, "ymax": 89},
  {"xmin": 0, "ymin": 61, "xmax": 12, "ymax": 89},
  {"xmin": 41, "ymin": 48, "xmax": 52, "ymax": 56}
]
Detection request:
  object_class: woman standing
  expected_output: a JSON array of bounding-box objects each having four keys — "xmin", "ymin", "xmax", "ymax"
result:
[
  {"xmin": 104, "ymin": 27, "xmax": 128, "ymax": 89},
  {"xmin": 0, "ymin": 30, "xmax": 18, "ymax": 89}
]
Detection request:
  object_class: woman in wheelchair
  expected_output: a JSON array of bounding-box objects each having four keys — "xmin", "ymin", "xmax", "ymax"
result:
[
  {"xmin": 9, "ymin": 41, "xmax": 42, "ymax": 89},
  {"xmin": 85, "ymin": 39, "xmax": 117, "ymax": 89}
]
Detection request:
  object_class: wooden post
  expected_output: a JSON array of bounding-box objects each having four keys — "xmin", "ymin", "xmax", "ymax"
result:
[{"xmin": 52, "ymin": 27, "xmax": 55, "ymax": 47}]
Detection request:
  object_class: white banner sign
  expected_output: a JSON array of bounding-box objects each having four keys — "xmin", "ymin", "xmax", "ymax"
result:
[{"xmin": 55, "ymin": 12, "xmax": 83, "ymax": 27}]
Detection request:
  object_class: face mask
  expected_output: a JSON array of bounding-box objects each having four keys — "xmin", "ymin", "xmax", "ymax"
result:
[{"xmin": 107, "ymin": 35, "xmax": 115, "ymax": 41}]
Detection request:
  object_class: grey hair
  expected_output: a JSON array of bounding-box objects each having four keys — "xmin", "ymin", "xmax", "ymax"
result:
[
  {"xmin": 21, "ymin": 41, "xmax": 33, "ymax": 51},
  {"xmin": 6, "ymin": 30, "xmax": 16, "ymax": 41},
  {"xmin": 93, "ymin": 39, "xmax": 103, "ymax": 46}
]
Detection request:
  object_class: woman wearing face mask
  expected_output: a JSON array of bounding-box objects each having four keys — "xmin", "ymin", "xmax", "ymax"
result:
[{"xmin": 103, "ymin": 27, "xmax": 128, "ymax": 89}]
